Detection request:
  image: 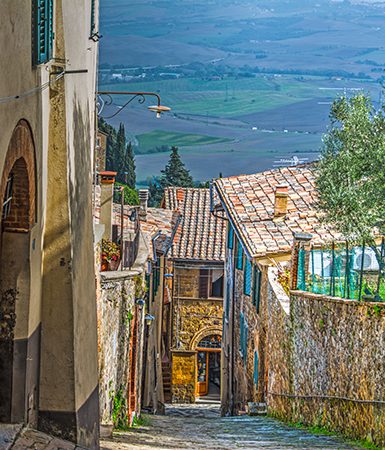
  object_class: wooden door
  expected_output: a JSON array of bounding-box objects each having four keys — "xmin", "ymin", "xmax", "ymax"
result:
[{"xmin": 196, "ymin": 351, "xmax": 208, "ymax": 396}]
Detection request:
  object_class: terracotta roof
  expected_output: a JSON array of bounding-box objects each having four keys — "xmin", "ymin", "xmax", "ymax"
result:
[
  {"xmin": 163, "ymin": 187, "xmax": 226, "ymax": 261},
  {"xmin": 140, "ymin": 208, "xmax": 181, "ymax": 259},
  {"xmin": 214, "ymin": 165, "xmax": 340, "ymax": 258}
]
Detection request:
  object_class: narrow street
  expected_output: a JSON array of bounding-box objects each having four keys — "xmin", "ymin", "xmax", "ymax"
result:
[{"xmin": 101, "ymin": 404, "xmax": 364, "ymax": 450}]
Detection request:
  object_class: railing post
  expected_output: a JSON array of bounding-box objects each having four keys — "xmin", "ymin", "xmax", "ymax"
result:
[{"xmin": 290, "ymin": 232, "xmax": 313, "ymax": 291}]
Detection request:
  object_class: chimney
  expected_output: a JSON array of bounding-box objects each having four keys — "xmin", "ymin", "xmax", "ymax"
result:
[
  {"xmin": 139, "ymin": 189, "xmax": 149, "ymax": 220},
  {"xmin": 274, "ymin": 184, "xmax": 289, "ymax": 217},
  {"xmin": 99, "ymin": 171, "xmax": 117, "ymax": 239}
]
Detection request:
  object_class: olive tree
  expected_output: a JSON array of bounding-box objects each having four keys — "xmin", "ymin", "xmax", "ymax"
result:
[{"xmin": 316, "ymin": 94, "xmax": 385, "ymax": 257}]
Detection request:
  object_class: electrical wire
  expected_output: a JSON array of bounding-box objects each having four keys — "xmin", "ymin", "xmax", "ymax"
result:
[{"xmin": 0, "ymin": 71, "xmax": 65, "ymax": 105}]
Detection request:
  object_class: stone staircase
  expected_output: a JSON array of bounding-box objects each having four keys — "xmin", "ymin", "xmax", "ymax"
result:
[{"xmin": 162, "ymin": 360, "xmax": 172, "ymax": 403}]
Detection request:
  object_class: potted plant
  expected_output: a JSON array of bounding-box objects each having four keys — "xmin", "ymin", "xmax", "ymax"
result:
[{"xmin": 101, "ymin": 239, "xmax": 121, "ymax": 271}]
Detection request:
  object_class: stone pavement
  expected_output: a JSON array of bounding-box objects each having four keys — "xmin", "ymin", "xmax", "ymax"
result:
[
  {"xmin": 100, "ymin": 403, "xmax": 366, "ymax": 450},
  {"xmin": 1, "ymin": 427, "xmax": 85, "ymax": 450}
]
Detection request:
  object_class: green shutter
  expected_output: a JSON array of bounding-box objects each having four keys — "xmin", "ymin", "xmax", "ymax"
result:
[
  {"xmin": 90, "ymin": 0, "xmax": 96, "ymax": 35},
  {"xmin": 253, "ymin": 351, "xmax": 259, "ymax": 386},
  {"xmin": 227, "ymin": 225, "xmax": 234, "ymax": 250},
  {"xmin": 253, "ymin": 266, "xmax": 262, "ymax": 313},
  {"xmin": 244, "ymin": 258, "xmax": 252, "ymax": 296},
  {"xmin": 32, "ymin": 0, "xmax": 54, "ymax": 65},
  {"xmin": 236, "ymin": 241, "xmax": 243, "ymax": 270},
  {"xmin": 239, "ymin": 312, "xmax": 248, "ymax": 363}
]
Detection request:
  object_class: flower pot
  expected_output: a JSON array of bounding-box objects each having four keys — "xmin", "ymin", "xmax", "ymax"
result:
[
  {"xmin": 101, "ymin": 260, "xmax": 109, "ymax": 272},
  {"xmin": 108, "ymin": 259, "xmax": 120, "ymax": 271}
]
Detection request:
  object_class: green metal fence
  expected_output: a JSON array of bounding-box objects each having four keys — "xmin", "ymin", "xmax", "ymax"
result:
[{"xmin": 297, "ymin": 239, "xmax": 385, "ymax": 302}]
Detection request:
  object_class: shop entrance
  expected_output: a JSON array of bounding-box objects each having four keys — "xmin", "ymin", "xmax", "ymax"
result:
[{"xmin": 196, "ymin": 335, "xmax": 221, "ymax": 399}]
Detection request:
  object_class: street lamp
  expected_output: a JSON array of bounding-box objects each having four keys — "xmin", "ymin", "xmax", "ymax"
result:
[{"xmin": 97, "ymin": 91, "xmax": 171, "ymax": 119}]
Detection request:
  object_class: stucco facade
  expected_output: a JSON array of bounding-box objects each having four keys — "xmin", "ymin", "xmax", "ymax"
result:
[{"xmin": 0, "ymin": 2, "xmax": 100, "ymax": 447}]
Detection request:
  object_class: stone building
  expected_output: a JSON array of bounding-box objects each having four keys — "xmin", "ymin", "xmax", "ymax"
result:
[
  {"xmin": 162, "ymin": 187, "xmax": 226, "ymax": 403},
  {"xmin": 212, "ymin": 166, "xmax": 337, "ymax": 416},
  {"xmin": 95, "ymin": 182, "xmax": 180, "ymax": 431},
  {"xmin": 0, "ymin": 1, "xmax": 100, "ymax": 448}
]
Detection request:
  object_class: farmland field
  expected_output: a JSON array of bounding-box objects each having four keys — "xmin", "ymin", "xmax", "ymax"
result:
[{"xmin": 99, "ymin": 0, "xmax": 385, "ymax": 183}]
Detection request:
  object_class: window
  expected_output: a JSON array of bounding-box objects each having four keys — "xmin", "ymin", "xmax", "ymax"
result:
[
  {"xmin": 239, "ymin": 312, "xmax": 248, "ymax": 363},
  {"xmin": 253, "ymin": 351, "xmax": 259, "ymax": 386},
  {"xmin": 32, "ymin": 0, "xmax": 54, "ymax": 65},
  {"xmin": 227, "ymin": 225, "xmax": 234, "ymax": 250},
  {"xmin": 199, "ymin": 268, "xmax": 224, "ymax": 298},
  {"xmin": 253, "ymin": 265, "xmax": 262, "ymax": 313},
  {"xmin": 236, "ymin": 240, "xmax": 244, "ymax": 270},
  {"xmin": 244, "ymin": 258, "xmax": 252, "ymax": 296}
]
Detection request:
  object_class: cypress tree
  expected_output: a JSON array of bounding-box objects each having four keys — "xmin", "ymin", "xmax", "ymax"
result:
[
  {"xmin": 160, "ymin": 146, "xmax": 194, "ymax": 188},
  {"xmin": 122, "ymin": 142, "xmax": 136, "ymax": 189},
  {"xmin": 115, "ymin": 123, "xmax": 126, "ymax": 176}
]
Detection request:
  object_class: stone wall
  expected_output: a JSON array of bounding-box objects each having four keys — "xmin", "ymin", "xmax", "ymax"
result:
[
  {"xmin": 97, "ymin": 270, "xmax": 143, "ymax": 426},
  {"xmin": 230, "ymin": 263, "xmax": 269, "ymax": 414},
  {"xmin": 171, "ymin": 265, "xmax": 224, "ymax": 403},
  {"xmin": 171, "ymin": 352, "xmax": 196, "ymax": 403},
  {"xmin": 267, "ymin": 268, "xmax": 385, "ymax": 448},
  {"xmin": 172, "ymin": 299, "xmax": 223, "ymax": 350}
]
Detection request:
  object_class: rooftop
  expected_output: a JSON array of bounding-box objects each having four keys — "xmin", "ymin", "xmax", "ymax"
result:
[
  {"xmin": 140, "ymin": 208, "xmax": 181, "ymax": 259},
  {"xmin": 214, "ymin": 165, "xmax": 340, "ymax": 258},
  {"xmin": 162, "ymin": 187, "xmax": 226, "ymax": 262}
]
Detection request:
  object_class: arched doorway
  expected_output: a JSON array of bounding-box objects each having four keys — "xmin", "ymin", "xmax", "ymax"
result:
[
  {"xmin": 196, "ymin": 334, "xmax": 221, "ymax": 399},
  {"xmin": 0, "ymin": 120, "xmax": 36, "ymax": 424}
]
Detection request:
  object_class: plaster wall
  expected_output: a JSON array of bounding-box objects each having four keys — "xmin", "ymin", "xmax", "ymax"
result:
[{"xmin": 0, "ymin": 1, "xmax": 45, "ymax": 344}]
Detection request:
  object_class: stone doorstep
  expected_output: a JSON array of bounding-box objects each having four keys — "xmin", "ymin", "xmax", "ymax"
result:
[
  {"xmin": 9, "ymin": 428, "xmax": 88, "ymax": 450},
  {"xmin": 0, "ymin": 424, "xmax": 23, "ymax": 450}
]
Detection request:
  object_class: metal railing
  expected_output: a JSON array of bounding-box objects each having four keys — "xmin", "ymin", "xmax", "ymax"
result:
[{"xmin": 296, "ymin": 239, "xmax": 385, "ymax": 302}]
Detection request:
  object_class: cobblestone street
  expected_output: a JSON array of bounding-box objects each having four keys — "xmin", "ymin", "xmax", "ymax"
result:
[{"xmin": 100, "ymin": 404, "xmax": 365, "ymax": 450}]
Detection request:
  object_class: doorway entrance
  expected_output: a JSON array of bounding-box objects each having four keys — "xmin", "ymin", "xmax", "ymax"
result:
[
  {"xmin": 0, "ymin": 121, "xmax": 36, "ymax": 425},
  {"xmin": 196, "ymin": 335, "xmax": 221, "ymax": 399}
]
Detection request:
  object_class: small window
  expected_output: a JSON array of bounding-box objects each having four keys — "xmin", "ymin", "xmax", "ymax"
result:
[
  {"xmin": 253, "ymin": 266, "xmax": 262, "ymax": 313},
  {"xmin": 244, "ymin": 258, "xmax": 252, "ymax": 296},
  {"xmin": 199, "ymin": 268, "xmax": 224, "ymax": 299},
  {"xmin": 236, "ymin": 241, "xmax": 244, "ymax": 270},
  {"xmin": 32, "ymin": 0, "xmax": 54, "ymax": 65}
]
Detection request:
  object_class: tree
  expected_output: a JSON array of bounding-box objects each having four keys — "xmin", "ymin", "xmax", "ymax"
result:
[
  {"xmin": 114, "ymin": 123, "xmax": 126, "ymax": 179},
  {"xmin": 122, "ymin": 142, "xmax": 136, "ymax": 189},
  {"xmin": 160, "ymin": 146, "xmax": 194, "ymax": 188},
  {"xmin": 148, "ymin": 147, "xmax": 194, "ymax": 206},
  {"xmin": 316, "ymin": 94, "xmax": 385, "ymax": 259}
]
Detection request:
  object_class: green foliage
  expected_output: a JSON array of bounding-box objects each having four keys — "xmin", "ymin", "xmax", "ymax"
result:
[
  {"xmin": 161, "ymin": 146, "xmax": 194, "ymax": 187},
  {"xmin": 317, "ymin": 94, "xmax": 385, "ymax": 248},
  {"xmin": 111, "ymin": 388, "xmax": 127, "ymax": 429},
  {"xmin": 131, "ymin": 414, "xmax": 150, "ymax": 428},
  {"xmin": 114, "ymin": 182, "xmax": 139, "ymax": 205},
  {"xmin": 148, "ymin": 146, "xmax": 195, "ymax": 206},
  {"xmin": 99, "ymin": 119, "xmax": 136, "ymax": 188}
]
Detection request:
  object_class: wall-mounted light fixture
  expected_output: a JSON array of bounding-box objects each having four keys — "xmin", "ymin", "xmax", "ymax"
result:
[
  {"xmin": 135, "ymin": 298, "xmax": 145, "ymax": 309},
  {"xmin": 97, "ymin": 91, "xmax": 171, "ymax": 120},
  {"xmin": 144, "ymin": 314, "xmax": 155, "ymax": 327}
]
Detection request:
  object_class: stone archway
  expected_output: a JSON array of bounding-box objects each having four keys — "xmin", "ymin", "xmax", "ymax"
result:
[
  {"xmin": 190, "ymin": 327, "xmax": 222, "ymax": 351},
  {"xmin": 0, "ymin": 120, "xmax": 36, "ymax": 424}
]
